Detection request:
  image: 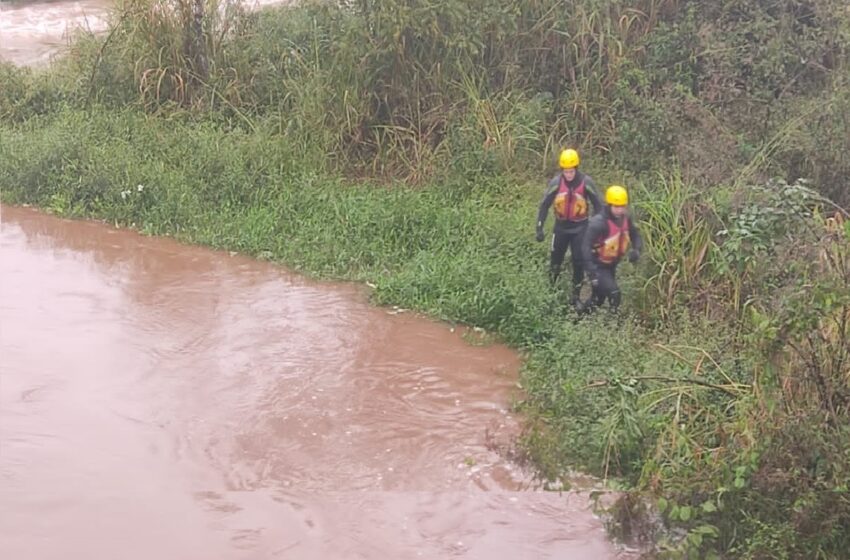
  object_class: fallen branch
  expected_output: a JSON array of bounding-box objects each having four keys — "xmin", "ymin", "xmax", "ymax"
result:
[{"xmin": 586, "ymin": 375, "xmax": 748, "ymax": 397}]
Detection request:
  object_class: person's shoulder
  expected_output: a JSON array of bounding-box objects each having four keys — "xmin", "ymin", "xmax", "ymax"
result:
[
  {"xmin": 588, "ymin": 211, "xmax": 607, "ymax": 227},
  {"xmin": 544, "ymin": 175, "xmax": 560, "ymax": 192},
  {"xmin": 580, "ymin": 172, "xmax": 598, "ymax": 187},
  {"xmin": 584, "ymin": 213, "xmax": 607, "ymax": 242}
]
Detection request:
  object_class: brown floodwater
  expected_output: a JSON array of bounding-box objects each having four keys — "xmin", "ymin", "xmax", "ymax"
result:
[
  {"xmin": 0, "ymin": 0, "xmax": 286, "ymax": 66},
  {"xmin": 0, "ymin": 0, "xmax": 108, "ymax": 66},
  {"xmin": 0, "ymin": 206, "xmax": 632, "ymax": 559}
]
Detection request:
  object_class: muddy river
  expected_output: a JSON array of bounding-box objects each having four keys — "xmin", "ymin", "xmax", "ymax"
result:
[
  {"xmin": 0, "ymin": 0, "xmax": 107, "ymax": 65},
  {"xmin": 0, "ymin": 0, "xmax": 280, "ymax": 65}
]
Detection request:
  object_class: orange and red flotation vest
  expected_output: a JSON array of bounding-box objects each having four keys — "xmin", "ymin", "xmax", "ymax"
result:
[
  {"xmin": 594, "ymin": 217, "xmax": 631, "ymax": 264},
  {"xmin": 553, "ymin": 176, "xmax": 589, "ymax": 222}
]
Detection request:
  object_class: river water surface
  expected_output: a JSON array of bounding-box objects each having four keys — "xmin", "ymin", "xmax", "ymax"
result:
[
  {"xmin": 0, "ymin": 0, "xmax": 107, "ymax": 65},
  {"xmin": 0, "ymin": 0, "xmax": 288, "ymax": 65}
]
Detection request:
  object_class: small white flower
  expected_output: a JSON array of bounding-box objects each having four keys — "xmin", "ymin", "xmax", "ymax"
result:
[
  {"xmin": 137, "ymin": 184, "xmax": 145, "ymax": 192},
  {"xmin": 120, "ymin": 190, "xmax": 131, "ymax": 200}
]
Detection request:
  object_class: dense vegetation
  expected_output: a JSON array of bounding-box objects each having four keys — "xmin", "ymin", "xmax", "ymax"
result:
[{"xmin": 1, "ymin": 0, "xmax": 848, "ymax": 557}]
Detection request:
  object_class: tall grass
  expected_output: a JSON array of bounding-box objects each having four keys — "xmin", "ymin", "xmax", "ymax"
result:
[
  {"xmin": 633, "ymin": 169, "xmax": 717, "ymax": 322},
  {"xmin": 12, "ymin": 0, "xmax": 850, "ymax": 192},
  {"xmin": 54, "ymin": 0, "xmax": 684, "ymax": 179}
]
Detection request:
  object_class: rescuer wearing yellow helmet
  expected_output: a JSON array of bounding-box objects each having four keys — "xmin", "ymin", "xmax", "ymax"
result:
[
  {"xmin": 578, "ymin": 185, "xmax": 643, "ymax": 313},
  {"xmin": 535, "ymin": 148, "xmax": 602, "ymax": 306}
]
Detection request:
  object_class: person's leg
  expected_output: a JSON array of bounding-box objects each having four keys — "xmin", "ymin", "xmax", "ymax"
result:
[
  {"xmin": 549, "ymin": 231, "xmax": 569, "ymax": 285},
  {"xmin": 596, "ymin": 266, "xmax": 618, "ymax": 311},
  {"xmin": 608, "ymin": 266, "xmax": 622, "ymax": 314},
  {"xmin": 577, "ymin": 267, "xmax": 606, "ymax": 315},
  {"xmin": 568, "ymin": 232, "xmax": 585, "ymax": 304},
  {"xmin": 585, "ymin": 266, "xmax": 615, "ymax": 309}
]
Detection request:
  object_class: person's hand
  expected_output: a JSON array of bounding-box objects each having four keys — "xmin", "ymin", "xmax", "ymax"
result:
[
  {"xmin": 628, "ymin": 249, "xmax": 639, "ymax": 264},
  {"xmin": 535, "ymin": 226, "xmax": 545, "ymax": 242},
  {"xmin": 589, "ymin": 272, "xmax": 599, "ymax": 288}
]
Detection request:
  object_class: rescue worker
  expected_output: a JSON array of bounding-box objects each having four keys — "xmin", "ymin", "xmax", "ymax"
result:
[
  {"xmin": 579, "ymin": 185, "xmax": 643, "ymax": 313},
  {"xmin": 535, "ymin": 148, "xmax": 602, "ymax": 305}
]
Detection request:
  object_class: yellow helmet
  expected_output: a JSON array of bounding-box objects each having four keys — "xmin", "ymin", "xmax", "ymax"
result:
[
  {"xmin": 605, "ymin": 185, "xmax": 629, "ymax": 206},
  {"xmin": 558, "ymin": 149, "xmax": 580, "ymax": 169}
]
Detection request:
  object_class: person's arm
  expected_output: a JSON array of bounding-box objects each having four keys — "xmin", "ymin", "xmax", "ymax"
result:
[
  {"xmin": 628, "ymin": 216, "xmax": 643, "ymax": 262},
  {"xmin": 536, "ymin": 177, "xmax": 559, "ymax": 240},
  {"xmin": 582, "ymin": 215, "xmax": 606, "ymax": 279},
  {"xmin": 583, "ymin": 175, "xmax": 603, "ymax": 216}
]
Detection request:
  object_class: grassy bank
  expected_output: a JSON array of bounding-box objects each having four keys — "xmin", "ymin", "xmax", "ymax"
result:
[{"xmin": 2, "ymin": 1, "xmax": 850, "ymax": 557}]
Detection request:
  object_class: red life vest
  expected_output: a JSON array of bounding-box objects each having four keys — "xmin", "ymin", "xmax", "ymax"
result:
[
  {"xmin": 595, "ymin": 217, "xmax": 631, "ymax": 264},
  {"xmin": 553, "ymin": 175, "xmax": 588, "ymax": 222}
]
